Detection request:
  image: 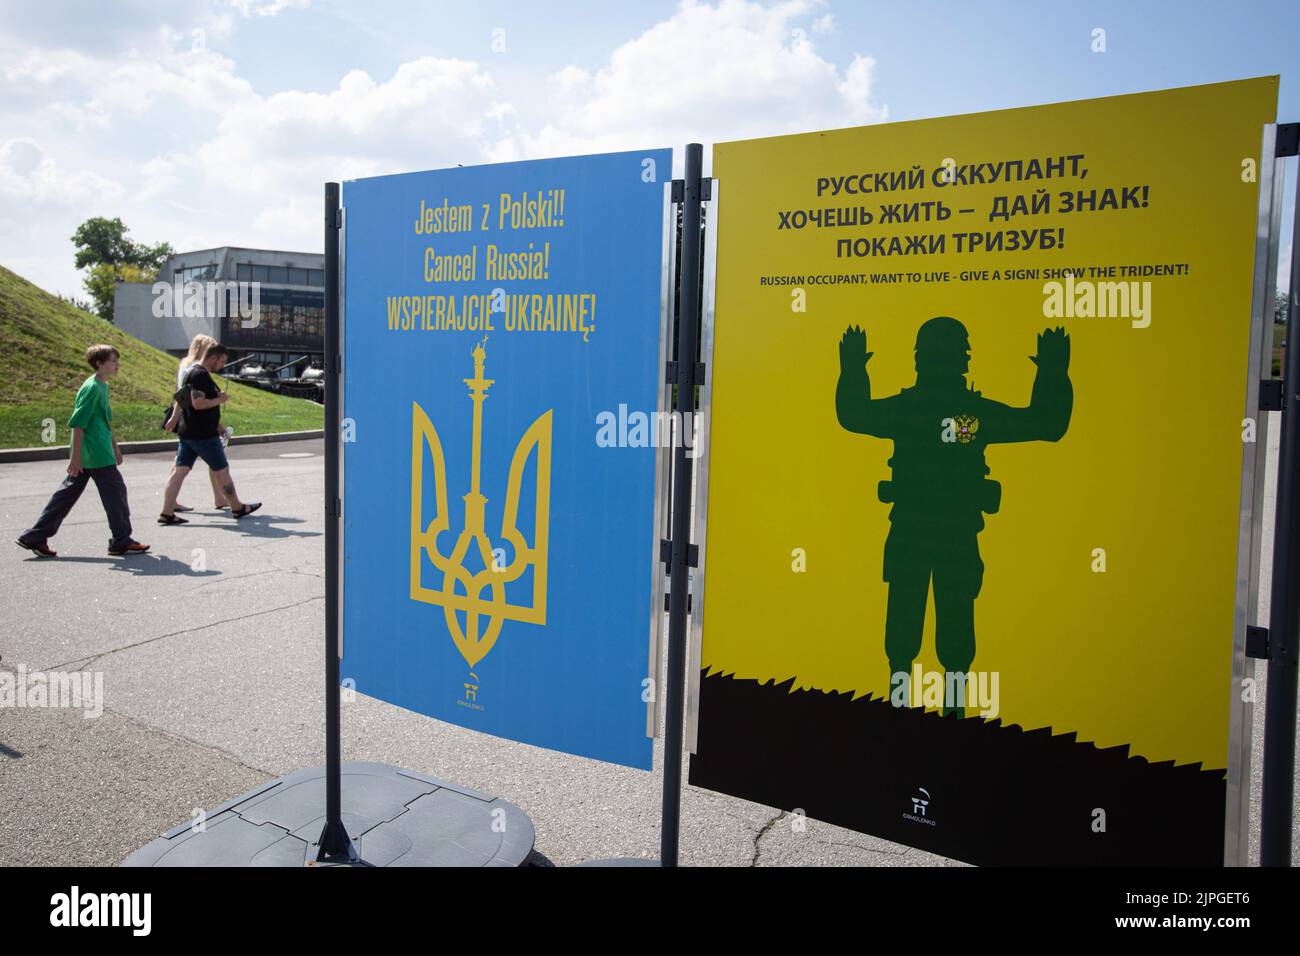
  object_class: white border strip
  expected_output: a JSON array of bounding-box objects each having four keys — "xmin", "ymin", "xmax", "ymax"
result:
[{"xmin": 646, "ymin": 179, "xmax": 676, "ymax": 739}]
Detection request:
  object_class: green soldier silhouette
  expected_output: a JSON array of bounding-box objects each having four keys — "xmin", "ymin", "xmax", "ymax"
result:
[{"xmin": 836, "ymin": 317, "xmax": 1072, "ymax": 716}]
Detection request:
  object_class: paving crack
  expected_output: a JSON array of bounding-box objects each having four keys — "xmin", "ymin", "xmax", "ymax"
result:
[
  {"xmin": 750, "ymin": 810, "xmax": 784, "ymax": 867},
  {"xmin": 39, "ymin": 595, "xmax": 324, "ymax": 671},
  {"xmin": 184, "ymin": 565, "xmax": 324, "ymax": 593},
  {"xmin": 94, "ymin": 703, "xmax": 280, "ymax": 783}
]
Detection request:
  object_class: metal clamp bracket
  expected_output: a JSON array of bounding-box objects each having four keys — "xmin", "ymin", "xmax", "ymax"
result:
[
  {"xmin": 1247, "ymin": 624, "xmax": 1270, "ymax": 659},
  {"xmin": 666, "ymin": 361, "xmax": 708, "ymax": 386},
  {"xmin": 660, "ymin": 538, "xmax": 699, "ymax": 568},
  {"xmin": 1276, "ymin": 122, "xmax": 1299, "ymax": 158},
  {"xmin": 672, "ymin": 178, "xmax": 713, "ymax": 202}
]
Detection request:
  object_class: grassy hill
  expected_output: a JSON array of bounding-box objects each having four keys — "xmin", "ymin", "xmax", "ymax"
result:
[{"xmin": 0, "ymin": 263, "xmax": 322, "ymax": 449}]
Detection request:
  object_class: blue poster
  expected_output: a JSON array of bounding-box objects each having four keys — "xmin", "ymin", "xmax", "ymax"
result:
[{"xmin": 342, "ymin": 150, "xmax": 670, "ymax": 769}]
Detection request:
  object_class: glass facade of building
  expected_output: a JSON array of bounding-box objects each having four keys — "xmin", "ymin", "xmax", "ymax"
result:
[
  {"xmin": 235, "ymin": 263, "xmax": 325, "ymax": 286},
  {"xmin": 222, "ymin": 287, "xmax": 324, "ymax": 351},
  {"xmin": 173, "ymin": 263, "xmax": 219, "ymax": 283}
]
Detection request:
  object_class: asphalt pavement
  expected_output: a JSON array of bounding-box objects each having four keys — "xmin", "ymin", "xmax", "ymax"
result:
[{"xmin": 1, "ymin": 429, "xmax": 1296, "ymax": 866}]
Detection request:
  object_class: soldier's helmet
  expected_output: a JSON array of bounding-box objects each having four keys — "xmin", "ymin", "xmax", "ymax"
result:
[{"xmin": 914, "ymin": 316, "xmax": 971, "ymax": 378}]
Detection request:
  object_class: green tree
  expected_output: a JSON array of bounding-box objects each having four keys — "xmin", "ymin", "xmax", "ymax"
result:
[
  {"xmin": 83, "ymin": 262, "xmax": 158, "ymax": 322},
  {"xmin": 133, "ymin": 239, "xmax": 174, "ymax": 273},
  {"xmin": 72, "ymin": 217, "xmax": 133, "ymax": 273},
  {"xmin": 71, "ymin": 217, "xmax": 173, "ymax": 320}
]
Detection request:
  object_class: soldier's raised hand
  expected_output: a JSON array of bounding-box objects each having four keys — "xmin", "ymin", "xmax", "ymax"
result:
[
  {"xmin": 1030, "ymin": 325, "xmax": 1070, "ymax": 372},
  {"xmin": 839, "ymin": 324, "xmax": 873, "ymax": 368}
]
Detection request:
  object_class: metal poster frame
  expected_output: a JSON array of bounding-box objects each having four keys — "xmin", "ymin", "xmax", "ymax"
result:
[
  {"xmin": 646, "ymin": 179, "xmax": 677, "ymax": 738},
  {"xmin": 337, "ymin": 199, "xmax": 347, "ymax": 665},
  {"xmin": 1226, "ymin": 122, "xmax": 1285, "ymax": 865},
  {"xmin": 1260, "ymin": 124, "xmax": 1300, "ymax": 866},
  {"xmin": 686, "ymin": 179, "xmax": 719, "ymax": 754},
  {"xmin": 320, "ymin": 182, "xmax": 350, "ymax": 860},
  {"xmin": 658, "ymin": 143, "xmax": 705, "ymax": 866}
]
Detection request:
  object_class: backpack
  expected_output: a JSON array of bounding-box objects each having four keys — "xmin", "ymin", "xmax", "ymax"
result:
[{"xmin": 162, "ymin": 365, "xmax": 201, "ymax": 432}]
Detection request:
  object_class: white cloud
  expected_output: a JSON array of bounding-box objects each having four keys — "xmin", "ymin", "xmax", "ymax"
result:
[
  {"xmin": 0, "ymin": 0, "xmax": 886, "ymax": 298},
  {"xmin": 249, "ymin": 194, "xmax": 319, "ymax": 251},
  {"xmin": 0, "ymin": 138, "xmax": 124, "ymax": 205},
  {"xmin": 0, "ymin": 2, "xmax": 232, "ymax": 57},
  {"xmin": 137, "ymin": 155, "xmax": 185, "ymax": 201},
  {"xmin": 500, "ymin": 0, "xmax": 884, "ymax": 165},
  {"xmin": 225, "ymin": 0, "xmax": 311, "ymax": 17},
  {"xmin": 196, "ymin": 57, "xmax": 506, "ymax": 195},
  {"xmin": 6, "ymin": 40, "xmax": 257, "ymax": 134}
]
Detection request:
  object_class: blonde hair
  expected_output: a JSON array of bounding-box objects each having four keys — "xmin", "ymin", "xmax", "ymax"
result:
[{"xmin": 183, "ymin": 334, "xmax": 218, "ymax": 367}]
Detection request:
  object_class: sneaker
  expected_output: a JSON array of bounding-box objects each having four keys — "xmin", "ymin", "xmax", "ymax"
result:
[
  {"xmin": 108, "ymin": 541, "xmax": 151, "ymax": 556},
  {"xmin": 16, "ymin": 538, "xmax": 57, "ymax": 558}
]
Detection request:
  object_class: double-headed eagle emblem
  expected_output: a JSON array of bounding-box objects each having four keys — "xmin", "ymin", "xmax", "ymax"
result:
[{"xmin": 953, "ymin": 414, "xmax": 979, "ymax": 445}]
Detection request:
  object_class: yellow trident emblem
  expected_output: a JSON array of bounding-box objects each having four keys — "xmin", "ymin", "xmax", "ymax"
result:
[{"xmin": 410, "ymin": 338, "xmax": 552, "ymax": 669}]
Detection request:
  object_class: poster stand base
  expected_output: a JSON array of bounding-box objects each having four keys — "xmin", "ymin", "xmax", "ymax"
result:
[{"xmin": 120, "ymin": 761, "xmax": 534, "ymax": 867}]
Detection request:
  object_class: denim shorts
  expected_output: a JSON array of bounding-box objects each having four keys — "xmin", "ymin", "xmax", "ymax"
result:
[{"xmin": 176, "ymin": 435, "xmax": 229, "ymax": 471}]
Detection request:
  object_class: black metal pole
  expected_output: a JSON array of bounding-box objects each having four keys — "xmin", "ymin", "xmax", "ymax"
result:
[
  {"xmin": 1261, "ymin": 159, "xmax": 1300, "ymax": 867},
  {"xmin": 660, "ymin": 144, "xmax": 703, "ymax": 867},
  {"xmin": 317, "ymin": 182, "xmax": 350, "ymax": 860}
]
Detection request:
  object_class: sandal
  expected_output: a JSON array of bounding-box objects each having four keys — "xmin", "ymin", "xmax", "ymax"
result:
[
  {"xmin": 231, "ymin": 502, "xmax": 262, "ymax": 519},
  {"xmin": 157, "ymin": 513, "xmax": 189, "ymax": 525}
]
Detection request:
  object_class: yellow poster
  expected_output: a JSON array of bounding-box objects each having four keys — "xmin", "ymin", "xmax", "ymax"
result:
[{"xmin": 688, "ymin": 78, "xmax": 1277, "ymax": 865}]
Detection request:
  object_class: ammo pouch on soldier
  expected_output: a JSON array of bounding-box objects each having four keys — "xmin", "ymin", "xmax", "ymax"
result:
[{"xmin": 878, "ymin": 478, "xmax": 1002, "ymax": 514}]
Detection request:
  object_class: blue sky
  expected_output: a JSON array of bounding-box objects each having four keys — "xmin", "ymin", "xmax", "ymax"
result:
[
  {"xmin": 223, "ymin": 1, "xmax": 1300, "ymax": 118},
  {"xmin": 1, "ymin": 0, "xmax": 1297, "ymax": 298}
]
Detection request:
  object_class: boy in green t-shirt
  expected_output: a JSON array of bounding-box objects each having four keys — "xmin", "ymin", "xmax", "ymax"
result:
[{"xmin": 16, "ymin": 345, "xmax": 150, "ymax": 557}]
